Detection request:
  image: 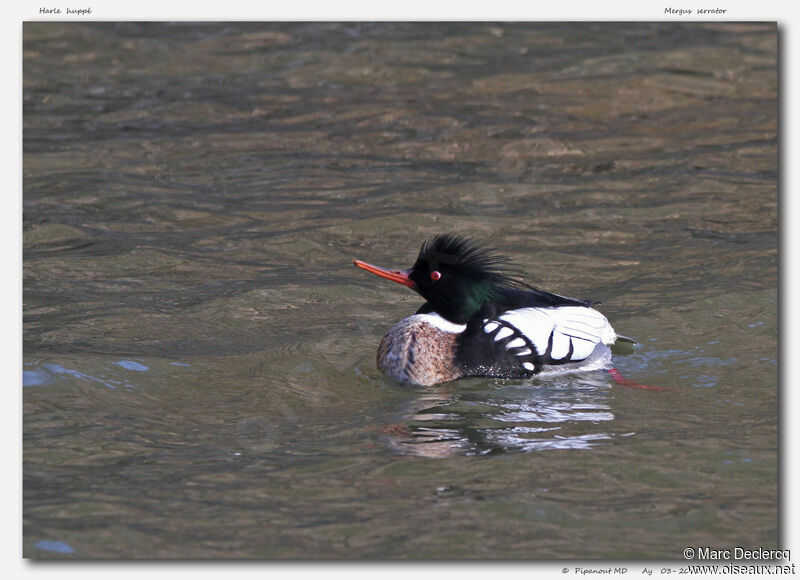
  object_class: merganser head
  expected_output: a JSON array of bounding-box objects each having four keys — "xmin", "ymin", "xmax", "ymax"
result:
[{"xmin": 354, "ymin": 233, "xmax": 522, "ymax": 324}]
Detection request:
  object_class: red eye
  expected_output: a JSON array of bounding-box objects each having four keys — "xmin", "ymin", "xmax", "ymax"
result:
[{"xmin": 430, "ymin": 270, "xmax": 442, "ymax": 281}]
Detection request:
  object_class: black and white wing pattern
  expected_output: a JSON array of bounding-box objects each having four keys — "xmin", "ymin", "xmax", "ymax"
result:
[{"xmin": 478, "ymin": 306, "xmax": 617, "ymax": 374}]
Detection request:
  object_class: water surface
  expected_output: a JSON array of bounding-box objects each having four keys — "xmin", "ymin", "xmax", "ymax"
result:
[{"xmin": 23, "ymin": 22, "xmax": 777, "ymax": 558}]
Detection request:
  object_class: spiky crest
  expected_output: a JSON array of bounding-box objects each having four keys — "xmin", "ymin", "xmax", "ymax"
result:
[{"xmin": 416, "ymin": 233, "xmax": 525, "ymax": 290}]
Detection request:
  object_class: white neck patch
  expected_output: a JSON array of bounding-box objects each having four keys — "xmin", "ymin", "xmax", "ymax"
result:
[{"xmin": 414, "ymin": 313, "xmax": 467, "ymax": 334}]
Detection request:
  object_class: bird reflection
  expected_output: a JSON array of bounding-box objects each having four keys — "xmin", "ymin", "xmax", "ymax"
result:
[{"xmin": 383, "ymin": 372, "xmax": 617, "ymax": 457}]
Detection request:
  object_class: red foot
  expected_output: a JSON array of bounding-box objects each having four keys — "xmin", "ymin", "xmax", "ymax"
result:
[{"xmin": 607, "ymin": 368, "xmax": 672, "ymax": 391}]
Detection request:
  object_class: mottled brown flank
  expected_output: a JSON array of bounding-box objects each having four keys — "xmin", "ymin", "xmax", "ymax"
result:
[{"xmin": 376, "ymin": 316, "xmax": 462, "ymax": 386}]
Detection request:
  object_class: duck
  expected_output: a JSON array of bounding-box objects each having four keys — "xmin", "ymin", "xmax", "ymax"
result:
[{"xmin": 354, "ymin": 233, "xmax": 633, "ymax": 386}]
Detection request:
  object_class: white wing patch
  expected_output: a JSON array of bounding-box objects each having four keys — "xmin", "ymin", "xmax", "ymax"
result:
[
  {"xmin": 485, "ymin": 306, "xmax": 616, "ymax": 364},
  {"xmin": 494, "ymin": 327, "xmax": 514, "ymax": 341}
]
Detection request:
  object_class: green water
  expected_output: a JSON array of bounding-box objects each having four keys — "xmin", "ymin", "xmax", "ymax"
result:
[{"xmin": 23, "ymin": 22, "xmax": 777, "ymax": 558}]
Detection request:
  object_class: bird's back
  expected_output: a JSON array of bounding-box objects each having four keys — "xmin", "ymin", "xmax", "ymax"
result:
[{"xmin": 455, "ymin": 292, "xmax": 617, "ymax": 378}]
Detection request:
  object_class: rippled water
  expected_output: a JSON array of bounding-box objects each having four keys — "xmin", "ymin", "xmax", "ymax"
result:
[{"xmin": 23, "ymin": 22, "xmax": 777, "ymax": 558}]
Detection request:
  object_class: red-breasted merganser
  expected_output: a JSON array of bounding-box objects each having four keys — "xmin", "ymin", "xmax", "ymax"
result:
[{"xmin": 354, "ymin": 233, "xmax": 632, "ymax": 387}]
